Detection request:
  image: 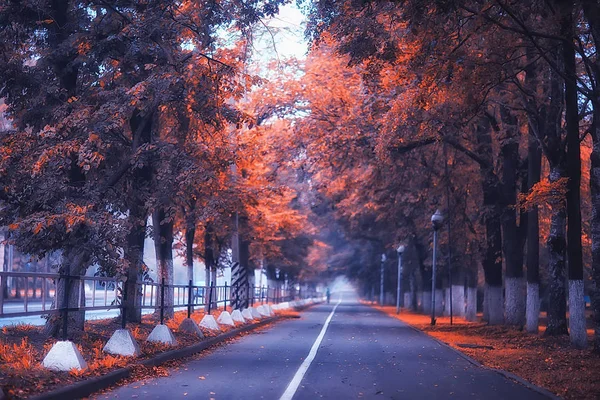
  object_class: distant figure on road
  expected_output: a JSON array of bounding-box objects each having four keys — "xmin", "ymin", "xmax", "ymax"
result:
[{"xmin": 326, "ymin": 287, "xmax": 331, "ymax": 304}]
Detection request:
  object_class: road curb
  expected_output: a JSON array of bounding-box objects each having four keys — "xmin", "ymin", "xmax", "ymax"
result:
[
  {"xmin": 367, "ymin": 305, "xmax": 561, "ymax": 400},
  {"xmin": 29, "ymin": 316, "xmax": 282, "ymax": 400}
]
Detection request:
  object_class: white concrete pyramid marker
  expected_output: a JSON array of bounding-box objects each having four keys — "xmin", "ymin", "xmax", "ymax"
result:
[
  {"xmin": 42, "ymin": 340, "xmax": 88, "ymax": 372},
  {"xmin": 147, "ymin": 324, "xmax": 177, "ymax": 345},
  {"xmin": 250, "ymin": 307, "xmax": 262, "ymax": 319},
  {"xmin": 231, "ymin": 309, "xmax": 246, "ymax": 323},
  {"xmin": 179, "ymin": 318, "xmax": 204, "ymax": 338},
  {"xmin": 216, "ymin": 311, "xmax": 235, "ymax": 327},
  {"xmin": 199, "ymin": 314, "xmax": 220, "ymax": 331},
  {"xmin": 267, "ymin": 305, "xmax": 276, "ymax": 315},
  {"xmin": 279, "ymin": 302, "xmax": 290, "ymax": 309},
  {"xmin": 103, "ymin": 329, "xmax": 141, "ymax": 357},
  {"xmin": 256, "ymin": 305, "xmax": 270, "ymax": 317},
  {"xmin": 241, "ymin": 308, "xmax": 254, "ymax": 321}
]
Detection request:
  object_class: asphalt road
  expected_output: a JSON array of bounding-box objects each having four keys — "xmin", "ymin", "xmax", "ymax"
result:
[{"xmin": 95, "ymin": 293, "xmax": 550, "ymax": 400}]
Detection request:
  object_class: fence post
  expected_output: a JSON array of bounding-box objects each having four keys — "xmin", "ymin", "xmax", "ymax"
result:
[
  {"xmin": 224, "ymin": 282, "xmax": 228, "ymax": 312},
  {"xmin": 121, "ymin": 278, "xmax": 127, "ymax": 329},
  {"xmin": 266, "ymin": 286, "xmax": 269, "ymax": 304},
  {"xmin": 187, "ymin": 279, "xmax": 193, "ymax": 318},
  {"xmin": 160, "ymin": 278, "xmax": 165, "ymax": 325},
  {"xmin": 207, "ymin": 281, "xmax": 213, "ymax": 315},
  {"xmin": 248, "ymin": 284, "xmax": 253, "ymax": 307},
  {"xmin": 0, "ymin": 274, "xmax": 5, "ymax": 315},
  {"xmin": 62, "ymin": 272, "xmax": 70, "ymax": 340},
  {"xmin": 212, "ymin": 281, "xmax": 216, "ymax": 311}
]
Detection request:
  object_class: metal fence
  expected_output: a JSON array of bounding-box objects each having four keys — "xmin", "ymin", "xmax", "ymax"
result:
[{"xmin": 0, "ymin": 271, "xmax": 317, "ymax": 339}]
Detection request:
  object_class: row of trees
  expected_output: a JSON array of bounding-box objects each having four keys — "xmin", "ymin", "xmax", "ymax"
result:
[
  {"xmin": 2, "ymin": 0, "xmax": 599, "ymax": 352},
  {"xmin": 0, "ymin": 1, "xmax": 319, "ymax": 337},
  {"xmin": 246, "ymin": 0, "xmax": 600, "ymax": 350}
]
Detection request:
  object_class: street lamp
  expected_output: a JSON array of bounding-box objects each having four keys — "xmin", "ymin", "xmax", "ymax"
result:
[
  {"xmin": 380, "ymin": 253, "xmax": 386, "ymax": 305},
  {"xmin": 396, "ymin": 245, "xmax": 406, "ymax": 314},
  {"xmin": 431, "ymin": 209, "xmax": 444, "ymax": 325}
]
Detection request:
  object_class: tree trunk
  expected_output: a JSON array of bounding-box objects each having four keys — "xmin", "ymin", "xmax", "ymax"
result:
[
  {"xmin": 240, "ymin": 234, "xmax": 252, "ymax": 309},
  {"xmin": 526, "ymin": 133, "xmax": 542, "ymax": 333},
  {"xmin": 500, "ymin": 106, "xmax": 525, "ymax": 326},
  {"xmin": 409, "ymin": 270, "xmax": 418, "ymax": 312},
  {"xmin": 43, "ymin": 250, "xmax": 87, "ymax": 339},
  {"xmin": 185, "ymin": 220, "xmax": 195, "ymax": 284},
  {"xmin": 476, "ymin": 119, "xmax": 504, "ymax": 325},
  {"xmin": 231, "ymin": 215, "xmax": 251, "ymax": 310},
  {"xmin": 465, "ymin": 277, "xmax": 477, "ymax": 322},
  {"xmin": 204, "ymin": 225, "xmax": 215, "ymax": 312},
  {"xmin": 582, "ymin": 0, "xmax": 600, "ymax": 353},
  {"xmin": 465, "ymin": 250, "xmax": 478, "ymax": 322},
  {"xmin": 561, "ymin": 5, "xmax": 587, "ymax": 348},
  {"xmin": 123, "ymin": 203, "xmax": 146, "ymax": 323},
  {"xmin": 153, "ymin": 209, "xmax": 174, "ymax": 319},
  {"xmin": 590, "ymin": 118, "xmax": 600, "ymax": 352},
  {"xmin": 546, "ymin": 165, "xmax": 569, "ymax": 336},
  {"xmin": 415, "ymin": 235, "xmax": 431, "ymax": 314},
  {"xmin": 2, "ymin": 241, "xmax": 8, "ymax": 299},
  {"xmin": 184, "ymin": 220, "xmax": 195, "ymax": 312}
]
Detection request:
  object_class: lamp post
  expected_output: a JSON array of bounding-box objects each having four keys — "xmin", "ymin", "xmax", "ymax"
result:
[
  {"xmin": 431, "ymin": 209, "xmax": 444, "ymax": 325},
  {"xmin": 380, "ymin": 253, "xmax": 386, "ymax": 305},
  {"xmin": 396, "ymin": 245, "xmax": 405, "ymax": 314}
]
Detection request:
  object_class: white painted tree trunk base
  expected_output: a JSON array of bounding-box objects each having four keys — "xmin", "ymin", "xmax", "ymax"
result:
[
  {"xmin": 422, "ymin": 292, "xmax": 432, "ymax": 315},
  {"xmin": 568, "ymin": 280, "xmax": 587, "ymax": 348},
  {"xmin": 526, "ymin": 283, "xmax": 540, "ymax": 333},
  {"xmin": 404, "ymin": 293, "xmax": 412, "ymax": 309},
  {"xmin": 434, "ymin": 289, "xmax": 444, "ymax": 316},
  {"xmin": 486, "ymin": 285, "xmax": 504, "ymax": 325},
  {"xmin": 444, "ymin": 289, "xmax": 451, "ymax": 316},
  {"xmin": 483, "ymin": 284, "xmax": 489, "ymax": 322},
  {"xmin": 505, "ymin": 277, "xmax": 526, "ymax": 326},
  {"xmin": 466, "ymin": 287, "xmax": 477, "ymax": 322},
  {"xmin": 451, "ymin": 285, "xmax": 466, "ymax": 317}
]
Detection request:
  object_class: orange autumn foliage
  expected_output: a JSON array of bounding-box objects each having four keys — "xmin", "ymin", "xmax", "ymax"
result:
[{"xmin": 0, "ymin": 338, "xmax": 38, "ymax": 371}]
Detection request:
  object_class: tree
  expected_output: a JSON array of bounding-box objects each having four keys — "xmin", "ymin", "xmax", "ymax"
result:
[{"xmin": 0, "ymin": 0, "xmax": 288, "ymax": 335}]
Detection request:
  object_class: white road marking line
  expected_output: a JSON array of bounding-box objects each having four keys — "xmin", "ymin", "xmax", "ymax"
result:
[{"xmin": 279, "ymin": 297, "xmax": 343, "ymax": 400}]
